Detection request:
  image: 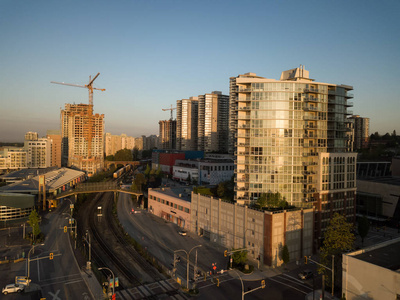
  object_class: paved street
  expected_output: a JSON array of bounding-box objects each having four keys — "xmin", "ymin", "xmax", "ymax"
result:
[{"xmin": 117, "ymin": 192, "xmax": 322, "ymax": 299}]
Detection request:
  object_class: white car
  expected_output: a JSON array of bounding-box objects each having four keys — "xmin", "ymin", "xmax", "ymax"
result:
[
  {"xmin": 178, "ymin": 230, "xmax": 187, "ymax": 236},
  {"xmin": 2, "ymin": 283, "xmax": 25, "ymax": 295}
]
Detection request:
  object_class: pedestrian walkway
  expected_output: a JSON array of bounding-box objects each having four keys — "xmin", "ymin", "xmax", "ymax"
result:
[
  {"xmin": 80, "ymin": 266, "xmax": 104, "ymax": 300},
  {"xmin": 227, "ymin": 259, "xmax": 301, "ymax": 281}
]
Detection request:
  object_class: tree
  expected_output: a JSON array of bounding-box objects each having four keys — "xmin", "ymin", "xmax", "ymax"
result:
[
  {"xmin": 320, "ymin": 213, "xmax": 355, "ymax": 290},
  {"xmin": 358, "ymin": 216, "xmax": 370, "ymax": 247},
  {"xmin": 132, "ymin": 173, "xmax": 147, "ymax": 192},
  {"xmin": 257, "ymin": 193, "xmax": 268, "ymax": 208},
  {"xmin": 132, "ymin": 147, "xmax": 139, "ymax": 161},
  {"xmin": 144, "ymin": 164, "xmax": 151, "ymax": 180},
  {"xmin": 28, "ymin": 210, "xmax": 41, "ymax": 244},
  {"xmin": 232, "ymin": 249, "xmax": 247, "ymax": 266},
  {"xmin": 105, "ymin": 155, "xmax": 115, "ymax": 161},
  {"xmin": 281, "ymin": 244, "xmax": 290, "ymax": 265},
  {"xmin": 114, "ymin": 149, "xmax": 133, "ymax": 161}
]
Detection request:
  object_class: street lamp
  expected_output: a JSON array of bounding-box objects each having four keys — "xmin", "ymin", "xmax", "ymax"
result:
[
  {"xmin": 174, "ymin": 244, "xmax": 202, "ymax": 289},
  {"xmin": 27, "ymin": 243, "xmax": 45, "ymax": 286},
  {"xmin": 98, "ymin": 267, "xmax": 115, "ymax": 299}
]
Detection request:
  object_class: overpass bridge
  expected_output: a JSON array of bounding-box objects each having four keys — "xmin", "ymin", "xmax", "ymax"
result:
[{"xmin": 53, "ymin": 182, "xmax": 143, "ymax": 201}]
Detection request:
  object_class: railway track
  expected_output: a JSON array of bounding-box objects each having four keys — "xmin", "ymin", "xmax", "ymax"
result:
[
  {"xmin": 88, "ymin": 192, "xmax": 142, "ymax": 287},
  {"xmin": 102, "ymin": 194, "xmax": 164, "ymax": 282}
]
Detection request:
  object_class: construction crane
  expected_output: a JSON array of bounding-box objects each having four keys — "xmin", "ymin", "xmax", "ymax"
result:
[
  {"xmin": 162, "ymin": 104, "xmax": 176, "ymax": 120},
  {"xmin": 51, "ymin": 73, "xmax": 106, "ymax": 161},
  {"xmin": 51, "ymin": 72, "xmax": 105, "ymax": 106}
]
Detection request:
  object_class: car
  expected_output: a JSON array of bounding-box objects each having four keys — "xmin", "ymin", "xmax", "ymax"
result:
[
  {"xmin": 2, "ymin": 283, "xmax": 25, "ymax": 295},
  {"xmin": 178, "ymin": 230, "xmax": 187, "ymax": 236},
  {"xmin": 298, "ymin": 270, "xmax": 313, "ymax": 280}
]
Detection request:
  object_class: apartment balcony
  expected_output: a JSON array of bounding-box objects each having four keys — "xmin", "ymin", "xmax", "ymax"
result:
[
  {"xmin": 303, "ymin": 115, "xmax": 319, "ymax": 121},
  {"xmin": 300, "ymin": 179, "xmax": 317, "ymax": 184},
  {"xmin": 345, "ymin": 93, "xmax": 354, "ymax": 98},
  {"xmin": 237, "ymin": 133, "xmax": 250, "ymax": 138},
  {"xmin": 302, "ymin": 188, "xmax": 317, "ymax": 194},
  {"xmin": 237, "ymin": 106, "xmax": 251, "ymax": 111},
  {"xmin": 303, "ymin": 144, "xmax": 317, "ymax": 148},
  {"xmin": 345, "ymin": 101, "xmax": 354, "ymax": 107},
  {"xmin": 236, "ymin": 160, "xmax": 250, "ymax": 165},
  {"xmin": 303, "ymin": 106, "xmax": 320, "ymax": 112},
  {"xmin": 303, "ymin": 152, "xmax": 318, "ymax": 157},
  {"xmin": 235, "ymin": 177, "xmax": 250, "ymax": 183},
  {"xmin": 303, "ymin": 197, "xmax": 317, "ymax": 202},
  {"xmin": 238, "ymin": 88, "xmax": 252, "ymax": 93},
  {"xmin": 302, "ymin": 170, "xmax": 316, "ymax": 175},
  {"xmin": 237, "ymin": 115, "xmax": 251, "ymax": 120},
  {"xmin": 303, "ymin": 97, "xmax": 319, "ymax": 103},
  {"xmin": 239, "ymin": 124, "xmax": 251, "ymax": 129},
  {"xmin": 304, "ymin": 124, "xmax": 318, "ymax": 130},
  {"xmin": 234, "ymin": 186, "xmax": 248, "ymax": 191},
  {"xmin": 236, "ymin": 142, "xmax": 250, "ymax": 147},
  {"xmin": 235, "ymin": 169, "xmax": 249, "ymax": 174},
  {"xmin": 302, "ymin": 161, "xmax": 317, "ymax": 166},
  {"xmin": 237, "ymin": 151, "xmax": 250, "ymax": 156},
  {"xmin": 304, "ymin": 88, "xmax": 320, "ymax": 93},
  {"xmin": 345, "ymin": 110, "xmax": 353, "ymax": 115}
]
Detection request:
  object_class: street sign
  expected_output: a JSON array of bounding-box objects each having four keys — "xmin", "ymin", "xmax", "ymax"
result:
[{"xmin": 115, "ymin": 277, "xmax": 119, "ymax": 288}]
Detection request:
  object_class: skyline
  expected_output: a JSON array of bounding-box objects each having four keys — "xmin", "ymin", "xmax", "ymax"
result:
[{"xmin": 1, "ymin": 0, "xmax": 399, "ymax": 142}]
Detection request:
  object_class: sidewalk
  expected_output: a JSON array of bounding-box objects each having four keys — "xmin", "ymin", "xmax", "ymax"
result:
[{"xmin": 227, "ymin": 259, "xmax": 301, "ymax": 281}]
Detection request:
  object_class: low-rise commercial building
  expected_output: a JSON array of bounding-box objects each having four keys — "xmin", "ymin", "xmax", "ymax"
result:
[
  {"xmin": 148, "ymin": 187, "xmax": 192, "ymax": 230},
  {"xmin": 342, "ymin": 238, "xmax": 400, "ymax": 300},
  {"xmin": 0, "ymin": 193, "xmax": 35, "ymax": 223}
]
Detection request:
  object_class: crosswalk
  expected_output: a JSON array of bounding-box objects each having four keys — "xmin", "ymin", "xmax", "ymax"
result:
[
  {"xmin": 269, "ymin": 273, "xmax": 314, "ymax": 295},
  {"xmin": 115, "ymin": 279, "xmax": 189, "ymax": 300}
]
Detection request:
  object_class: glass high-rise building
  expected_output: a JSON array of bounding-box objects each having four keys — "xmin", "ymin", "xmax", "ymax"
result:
[{"xmin": 229, "ymin": 67, "xmax": 357, "ymax": 239}]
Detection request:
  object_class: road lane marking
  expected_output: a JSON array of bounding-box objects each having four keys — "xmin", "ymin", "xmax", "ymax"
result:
[
  {"xmin": 282, "ymin": 273, "xmax": 312, "ymax": 286},
  {"xmin": 268, "ymin": 277, "xmax": 308, "ymax": 294},
  {"xmin": 49, "ymin": 289, "xmax": 61, "ymax": 300}
]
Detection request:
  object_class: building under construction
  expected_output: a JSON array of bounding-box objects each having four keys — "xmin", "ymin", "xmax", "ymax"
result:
[{"xmin": 61, "ymin": 103, "xmax": 104, "ymax": 175}]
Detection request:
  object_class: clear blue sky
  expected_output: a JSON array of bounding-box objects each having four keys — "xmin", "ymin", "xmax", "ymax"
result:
[{"xmin": 1, "ymin": 0, "xmax": 399, "ymax": 142}]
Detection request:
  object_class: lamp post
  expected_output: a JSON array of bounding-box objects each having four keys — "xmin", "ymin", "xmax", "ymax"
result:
[
  {"xmin": 98, "ymin": 267, "xmax": 115, "ymax": 299},
  {"xmin": 174, "ymin": 244, "xmax": 202, "ymax": 289},
  {"xmin": 27, "ymin": 243, "xmax": 45, "ymax": 286}
]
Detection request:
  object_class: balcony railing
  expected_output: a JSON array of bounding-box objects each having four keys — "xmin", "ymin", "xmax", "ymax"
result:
[
  {"xmin": 238, "ymin": 88, "xmax": 252, "ymax": 92},
  {"xmin": 345, "ymin": 101, "xmax": 353, "ymax": 107},
  {"xmin": 345, "ymin": 93, "xmax": 354, "ymax": 98},
  {"xmin": 303, "ymin": 97, "xmax": 319, "ymax": 103},
  {"xmin": 304, "ymin": 88, "xmax": 320, "ymax": 93}
]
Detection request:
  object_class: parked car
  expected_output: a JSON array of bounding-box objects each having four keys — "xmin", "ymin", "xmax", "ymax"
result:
[
  {"xmin": 2, "ymin": 283, "xmax": 25, "ymax": 295},
  {"xmin": 178, "ymin": 230, "xmax": 187, "ymax": 236},
  {"xmin": 298, "ymin": 270, "xmax": 313, "ymax": 280}
]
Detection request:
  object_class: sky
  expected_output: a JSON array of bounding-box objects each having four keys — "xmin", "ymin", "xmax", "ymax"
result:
[{"xmin": 0, "ymin": 0, "xmax": 399, "ymax": 142}]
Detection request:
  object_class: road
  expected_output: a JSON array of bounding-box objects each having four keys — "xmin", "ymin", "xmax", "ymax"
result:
[
  {"xmin": 0, "ymin": 201, "xmax": 94, "ymax": 300},
  {"xmin": 117, "ymin": 192, "xmax": 319, "ymax": 299}
]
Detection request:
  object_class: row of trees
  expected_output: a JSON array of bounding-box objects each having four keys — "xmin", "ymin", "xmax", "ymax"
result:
[{"xmin": 105, "ymin": 148, "xmax": 154, "ymax": 162}]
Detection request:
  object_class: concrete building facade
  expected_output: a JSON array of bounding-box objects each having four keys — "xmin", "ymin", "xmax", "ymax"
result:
[
  {"xmin": 26, "ymin": 138, "xmax": 51, "ymax": 168},
  {"xmin": 177, "ymin": 97, "xmax": 199, "ymax": 151},
  {"xmin": 348, "ymin": 115, "xmax": 370, "ymax": 150},
  {"xmin": 47, "ymin": 130, "xmax": 62, "ymax": 168},
  {"xmin": 342, "ymin": 238, "xmax": 400, "ymax": 300},
  {"xmin": 61, "ymin": 103, "xmax": 104, "ymax": 175},
  {"xmin": 0, "ymin": 147, "xmax": 27, "ymax": 170},
  {"xmin": 197, "ymin": 91, "xmax": 229, "ymax": 153},
  {"xmin": 190, "ymin": 193, "xmax": 314, "ymax": 267},
  {"xmin": 159, "ymin": 120, "xmax": 177, "ymax": 150},
  {"xmin": 148, "ymin": 187, "xmax": 192, "ymax": 230}
]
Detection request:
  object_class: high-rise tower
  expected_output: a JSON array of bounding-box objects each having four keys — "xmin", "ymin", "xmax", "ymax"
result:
[
  {"xmin": 61, "ymin": 103, "xmax": 104, "ymax": 175},
  {"xmin": 230, "ymin": 67, "xmax": 357, "ymax": 240}
]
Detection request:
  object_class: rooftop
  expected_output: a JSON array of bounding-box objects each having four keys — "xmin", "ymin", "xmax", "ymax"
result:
[
  {"xmin": 357, "ymin": 176, "xmax": 400, "ymax": 187},
  {"xmin": 0, "ymin": 167, "xmax": 57, "ymax": 181},
  {"xmin": 0, "ymin": 168, "xmax": 85, "ymax": 194},
  {"xmin": 348, "ymin": 238, "xmax": 400, "ymax": 271},
  {"xmin": 150, "ymin": 187, "xmax": 193, "ymax": 202}
]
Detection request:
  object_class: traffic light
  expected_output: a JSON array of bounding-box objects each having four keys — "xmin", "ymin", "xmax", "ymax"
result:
[
  {"xmin": 304, "ymin": 256, "xmax": 308, "ymax": 264},
  {"xmin": 50, "ymin": 253, "xmax": 53, "ymax": 260},
  {"xmin": 261, "ymin": 280, "xmax": 265, "ymax": 289},
  {"xmin": 224, "ymin": 250, "xmax": 228, "ymax": 257},
  {"xmin": 216, "ymin": 278, "xmax": 220, "ymax": 287},
  {"xmin": 64, "ymin": 226, "xmax": 67, "ymax": 233}
]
